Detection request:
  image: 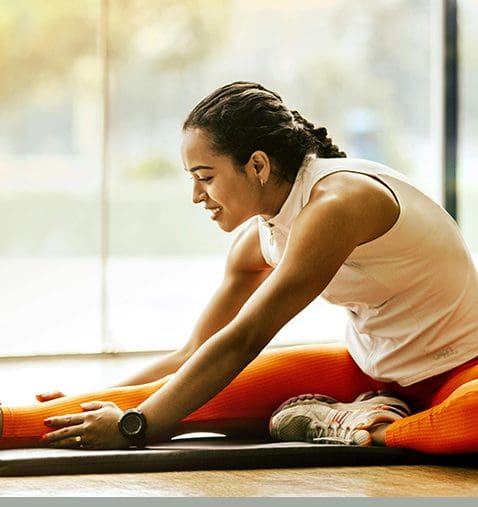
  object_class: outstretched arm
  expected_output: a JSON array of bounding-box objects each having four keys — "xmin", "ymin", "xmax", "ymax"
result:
[
  {"xmin": 114, "ymin": 221, "xmax": 272, "ymax": 387},
  {"xmin": 43, "ymin": 172, "xmax": 399, "ymax": 448},
  {"xmin": 136, "ymin": 172, "xmax": 400, "ymax": 442},
  {"xmin": 36, "ymin": 220, "xmax": 272, "ymax": 403}
]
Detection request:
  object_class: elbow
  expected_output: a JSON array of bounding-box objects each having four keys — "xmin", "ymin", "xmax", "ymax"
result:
[{"xmin": 172, "ymin": 346, "xmax": 195, "ymax": 369}]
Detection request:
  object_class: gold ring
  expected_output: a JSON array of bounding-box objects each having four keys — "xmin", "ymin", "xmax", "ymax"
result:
[{"xmin": 75, "ymin": 435, "xmax": 83, "ymax": 448}]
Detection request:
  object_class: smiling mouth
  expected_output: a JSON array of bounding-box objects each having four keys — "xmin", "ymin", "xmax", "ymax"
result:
[{"xmin": 207, "ymin": 207, "xmax": 222, "ymax": 220}]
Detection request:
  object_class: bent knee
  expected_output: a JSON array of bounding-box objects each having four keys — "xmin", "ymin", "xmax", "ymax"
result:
[{"xmin": 442, "ymin": 379, "xmax": 478, "ymax": 408}]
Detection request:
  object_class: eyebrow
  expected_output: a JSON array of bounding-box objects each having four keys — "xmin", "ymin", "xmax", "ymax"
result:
[{"xmin": 185, "ymin": 165, "xmax": 214, "ymax": 173}]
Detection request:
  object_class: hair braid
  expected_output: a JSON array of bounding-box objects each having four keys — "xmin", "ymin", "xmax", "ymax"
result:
[
  {"xmin": 290, "ymin": 110, "xmax": 346, "ymax": 158},
  {"xmin": 183, "ymin": 81, "xmax": 346, "ymax": 183}
]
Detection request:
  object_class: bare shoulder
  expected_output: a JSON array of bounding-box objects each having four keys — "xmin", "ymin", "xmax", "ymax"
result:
[
  {"xmin": 306, "ymin": 170, "xmax": 400, "ymax": 245},
  {"xmin": 226, "ymin": 219, "xmax": 272, "ymax": 275}
]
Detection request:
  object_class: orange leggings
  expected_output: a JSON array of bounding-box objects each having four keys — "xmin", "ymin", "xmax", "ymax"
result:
[{"xmin": 1, "ymin": 343, "xmax": 477, "ymax": 454}]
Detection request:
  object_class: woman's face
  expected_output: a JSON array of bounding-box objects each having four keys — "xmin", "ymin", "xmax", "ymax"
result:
[{"xmin": 181, "ymin": 128, "xmax": 263, "ymax": 232}]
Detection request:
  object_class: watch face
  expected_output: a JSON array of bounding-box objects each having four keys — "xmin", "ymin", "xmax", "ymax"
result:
[{"xmin": 122, "ymin": 412, "xmax": 143, "ymax": 436}]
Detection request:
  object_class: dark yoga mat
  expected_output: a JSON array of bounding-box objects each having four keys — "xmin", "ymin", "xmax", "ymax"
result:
[{"xmin": 0, "ymin": 438, "xmax": 476, "ymax": 476}]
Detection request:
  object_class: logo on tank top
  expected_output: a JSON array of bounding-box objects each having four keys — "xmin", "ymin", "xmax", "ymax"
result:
[{"xmin": 432, "ymin": 346, "xmax": 458, "ymax": 361}]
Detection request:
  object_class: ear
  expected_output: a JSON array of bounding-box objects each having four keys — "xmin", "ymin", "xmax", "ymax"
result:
[{"xmin": 247, "ymin": 150, "xmax": 271, "ymax": 184}]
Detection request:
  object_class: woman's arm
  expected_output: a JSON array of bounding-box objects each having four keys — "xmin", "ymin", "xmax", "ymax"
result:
[
  {"xmin": 43, "ymin": 172, "xmax": 399, "ymax": 447},
  {"xmin": 137, "ymin": 171, "xmax": 400, "ymax": 441},
  {"xmin": 114, "ymin": 220, "xmax": 273, "ymax": 387},
  {"xmin": 37, "ymin": 220, "xmax": 271, "ymax": 403}
]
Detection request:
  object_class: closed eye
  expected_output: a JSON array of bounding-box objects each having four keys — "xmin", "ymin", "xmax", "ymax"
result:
[{"xmin": 188, "ymin": 175, "xmax": 212, "ymax": 182}]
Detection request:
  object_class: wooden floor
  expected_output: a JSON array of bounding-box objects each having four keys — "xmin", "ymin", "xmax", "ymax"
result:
[
  {"xmin": 0, "ymin": 354, "xmax": 476, "ymax": 497},
  {"xmin": 0, "ymin": 465, "xmax": 477, "ymax": 497}
]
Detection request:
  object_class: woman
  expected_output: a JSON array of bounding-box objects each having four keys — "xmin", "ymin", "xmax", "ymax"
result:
[{"xmin": 1, "ymin": 81, "xmax": 477, "ymax": 453}]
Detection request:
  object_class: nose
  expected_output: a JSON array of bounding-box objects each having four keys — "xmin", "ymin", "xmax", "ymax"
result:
[{"xmin": 192, "ymin": 180, "xmax": 207, "ymax": 204}]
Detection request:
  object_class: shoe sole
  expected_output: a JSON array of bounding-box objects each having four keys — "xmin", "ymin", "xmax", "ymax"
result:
[{"xmin": 271, "ymin": 393, "xmax": 411, "ymax": 419}]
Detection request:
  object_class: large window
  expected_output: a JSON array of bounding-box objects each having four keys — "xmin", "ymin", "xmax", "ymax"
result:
[
  {"xmin": 0, "ymin": 0, "xmax": 473, "ymax": 356},
  {"xmin": 458, "ymin": 0, "xmax": 478, "ymax": 254},
  {"xmin": 0, "ymin": 0, "xmax": 103, "ymax": 354}
]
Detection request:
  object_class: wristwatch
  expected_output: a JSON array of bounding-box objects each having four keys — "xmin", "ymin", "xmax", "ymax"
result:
[{"xmin": 118, "ymin": 409, "xmax": 148, "ymax": 448}]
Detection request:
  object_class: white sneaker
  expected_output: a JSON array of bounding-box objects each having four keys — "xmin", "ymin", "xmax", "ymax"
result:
[{"xmin": 269, "ymin": 391, "xmax": 411, "ymax": 446}]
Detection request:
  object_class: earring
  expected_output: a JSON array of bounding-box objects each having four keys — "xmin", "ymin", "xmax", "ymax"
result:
[{"xmin": 259, "ymin": 179, "xmax": 264, "ymax": 188}]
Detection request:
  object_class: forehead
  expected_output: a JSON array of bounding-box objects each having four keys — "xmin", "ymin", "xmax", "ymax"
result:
[
  {"xmin": 181, "ymin": 128, "xmax": 215, "ymax": 162},
  {"xmin": 181, "ymin": 128, "xmax": 241, "ymax": 176}
]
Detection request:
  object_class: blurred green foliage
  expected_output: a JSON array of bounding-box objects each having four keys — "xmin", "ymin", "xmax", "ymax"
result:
[
  {"xmin": 0, "ymin": 0, "xmax": 229, "ymax": 103},
  {"xmin": 128, "ymin": 156, "xmax": 178, "ymax": 180}
]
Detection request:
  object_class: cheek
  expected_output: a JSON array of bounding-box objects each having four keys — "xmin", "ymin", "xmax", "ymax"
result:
[
  {"xmin": 213, "ymin": 177, "xmax": 256, "ymax": 215},
  {"xmin": 212, "ymin": 184, "xmax": 237, "ymax": 207},
  {"xmin": 227, "ymin": 179, "xmax": 255, "ymax": 205}
]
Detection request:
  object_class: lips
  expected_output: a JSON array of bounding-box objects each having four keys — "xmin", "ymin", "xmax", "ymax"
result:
[{"xmin": 205, "ymin": 206, "xmax": 222, "ymax": 220}]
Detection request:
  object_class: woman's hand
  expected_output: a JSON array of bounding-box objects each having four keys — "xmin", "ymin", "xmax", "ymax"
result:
[
  {"xmin": 42, "ymin": 401, "xmax": 131, "ymax": 450},
  {"xmin": 36, "ymin": 390, "xmax": 65, "ymax": 403}
]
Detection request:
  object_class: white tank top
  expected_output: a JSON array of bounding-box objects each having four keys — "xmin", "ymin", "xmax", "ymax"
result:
[{"xmin": 258, "ymin": 155, "xmax": 478, "ymax": 386}]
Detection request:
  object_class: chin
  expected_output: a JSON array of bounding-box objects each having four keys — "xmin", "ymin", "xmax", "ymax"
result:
[
  {"xmin": 218, "ymin": 222, "xmax": 236, "ymax": 233},
  {"xmin": 217, "ymin": 217, "xmax": 244, "ymax": 233}
]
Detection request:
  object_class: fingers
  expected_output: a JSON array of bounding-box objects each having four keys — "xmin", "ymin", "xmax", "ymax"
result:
[
  {"xmin": 41, "ymin": 402, "xmax": 126, "ymax": 450},
  {"xmin": 44, "ymin": 433, "xmax": 86, "ymax": 449},
  {"xmin": 36, "ymin": 391, "xmax": 65, "ymax": 403},
  {"xmin": 44, "ymin": 413, "xmax": 84, "ymax": 428},
  {"xmin": 42, "ymin": 424, "xmax": 84, "ymax": 444},
  {"xmin": 44, "ymin": 401, "xmax": 112, "ymax": 428},
  {"xmin": 81, "ymin": 401, "xmax": 114, "ymax": 411},
  {"xmin": 42, "ymin": 413, "xmax": 88, "ymax": 448}
]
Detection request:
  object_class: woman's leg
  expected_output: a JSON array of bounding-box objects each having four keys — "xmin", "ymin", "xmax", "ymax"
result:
[
  {"xmin": 385, "ymin": 358, "xmax": 478, "ymax": 454},
  {"xmin": 179, "ymin": 343, "xmax": 385, "ymax": 436},
  {"xmin": 1, "ymin": 343, "xmax": 382, "ymax": 447},
  {"xmin": 0, "ymin": 375, "xmax": 173, "ymax": 448}
]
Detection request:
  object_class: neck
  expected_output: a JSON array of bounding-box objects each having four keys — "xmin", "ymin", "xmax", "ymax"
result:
[{"xmin": 260, "ymin": 178, "xmax": 294, "ymax": 220}]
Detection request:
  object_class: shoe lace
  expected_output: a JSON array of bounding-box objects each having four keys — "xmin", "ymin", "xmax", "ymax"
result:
[{"xmin": 310, "ymin": 419, "xmax": 357, "ymax": 445}]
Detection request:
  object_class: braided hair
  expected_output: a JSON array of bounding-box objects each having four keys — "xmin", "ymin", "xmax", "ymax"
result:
[{"xmin": 183, "ymin": 81, "xmax": 346, "ymax": 183}]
